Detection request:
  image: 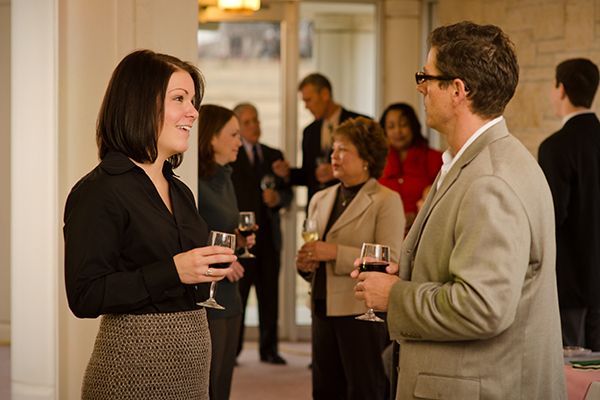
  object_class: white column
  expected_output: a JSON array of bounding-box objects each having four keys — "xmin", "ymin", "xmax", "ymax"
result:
[
  {"xmin": 11, "ymin": 0, "xmax": 59, "ymax": 399},
  {"xmin": 0, "ymin": 0, "xmax": 11, "ymax": 346},
  {"xmin": 382, "ymin": 0, "xmax": 421, "ymax": 108}
]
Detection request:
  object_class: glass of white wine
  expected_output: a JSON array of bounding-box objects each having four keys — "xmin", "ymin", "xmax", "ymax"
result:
[
  {"xmin": 197, "ymin": 231, "xmax": 236, "ymax": 310},
  {"xmin": 238, "ymin": 211, "xmax": 256, "ymax": 258},
  {"xmin": 355, "ymin": 243, "xmax": 390, "ymax": 322},
  {"xmin": 302, "ymin": 218, "xmax": 319, "ymax": 243}
]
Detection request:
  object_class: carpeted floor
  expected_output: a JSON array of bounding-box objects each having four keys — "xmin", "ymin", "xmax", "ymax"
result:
[
  {"xmin": 0, "ymin": 345, "xmax": 9, "ymax": 400},
  {"xmin": 0, "ymin": 341, "xmax": 311, "ymax": 400},
  {"xmin": 231, "ymin": 341, "xmax": 312, "ymax": 400}
]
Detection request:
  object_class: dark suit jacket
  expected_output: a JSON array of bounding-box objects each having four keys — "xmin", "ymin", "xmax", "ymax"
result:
[
  {"xmin": 539, "ymin": 112, "xmax": 600, "ymax": 308},
  {"xmin": 290, "ymin": 108, "xmax": 366, "ymax": 202},
  {"xmin": 230, "ymin": 142, "xmax": 292, "ymax": 254}
]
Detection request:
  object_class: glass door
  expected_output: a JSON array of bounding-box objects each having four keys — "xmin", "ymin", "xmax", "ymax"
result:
[{"xmin": 197, "ymin": 0, "xmax": 381, "ymax": 342}]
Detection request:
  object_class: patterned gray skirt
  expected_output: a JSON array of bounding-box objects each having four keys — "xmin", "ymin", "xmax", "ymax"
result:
[{"xmin": 82, "ymin": 309, "xmax": 210, "ymax": 400}]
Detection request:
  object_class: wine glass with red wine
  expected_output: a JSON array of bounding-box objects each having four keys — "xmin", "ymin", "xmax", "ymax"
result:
[
  {"xmin": 238, "ymin": 211, "xmax": 256, "ymax": 258},
  {"xmin": 355, "ymin": 243, "xmax": 390, "ymax": 322},
  {"xmin": 197, "ymin": 231, "xmax": 236, "ymax": 310}
]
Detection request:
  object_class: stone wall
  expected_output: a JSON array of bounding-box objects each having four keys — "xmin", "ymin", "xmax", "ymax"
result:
[{"xmin": 436, "ymin": 0, "xmax": 600, "ymax": 155}]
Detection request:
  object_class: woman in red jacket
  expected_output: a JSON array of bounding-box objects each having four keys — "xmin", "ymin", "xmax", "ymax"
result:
[{"xmin": 378, "ymin": 103, "xmax": 442, "ymax": 233}]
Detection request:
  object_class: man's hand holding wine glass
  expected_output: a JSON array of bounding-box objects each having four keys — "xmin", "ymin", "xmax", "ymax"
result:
[{"xmin": 351, "ymin": 257, "xmax": 400, "ymax": 313}]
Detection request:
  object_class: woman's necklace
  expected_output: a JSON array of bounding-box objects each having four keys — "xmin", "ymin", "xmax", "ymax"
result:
[
  {"xmin": 340, "ymin": 186, "xmax": 355, "ymax": 207},
  {"xmin": 340, "ymin": 190, "xmax": 349, "ymax": 207}
]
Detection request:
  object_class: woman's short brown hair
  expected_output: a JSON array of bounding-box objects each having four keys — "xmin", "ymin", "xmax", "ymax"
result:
[
  {"xmin": 197, "ymin": 104, "xmax": 237, "ymax": 178},
  {"xmin": 96, "ymin": 49, "xmax": 204, "ymax": 168},
  {"xmin": 334, "ymin": 117, "xmax": 388, "ymax": 179}
]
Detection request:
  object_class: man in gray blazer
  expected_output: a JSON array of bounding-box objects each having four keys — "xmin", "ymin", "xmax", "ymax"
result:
[{"xmin": 354, "ymin": 21, "xmax": 566, "ymax": 399}]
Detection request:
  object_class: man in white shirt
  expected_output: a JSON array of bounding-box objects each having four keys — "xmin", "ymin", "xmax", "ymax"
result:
[
  {"xmin": 538, "ymin": 58, "xmax": 600, "ymax": 352},
  {"xmin": 354, "ymin": 21, "xmax": 566, "ymax": 399}
]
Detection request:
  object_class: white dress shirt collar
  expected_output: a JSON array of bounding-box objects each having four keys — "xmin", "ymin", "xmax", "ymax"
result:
[{"xmin": 437, "ymin": 116, "xmax": 504, "ymax": 190}]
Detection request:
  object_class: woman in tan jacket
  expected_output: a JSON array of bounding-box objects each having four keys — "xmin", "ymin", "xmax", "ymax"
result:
[{"xmin": 296, "ymin": 117, "xmax": 405, "ymax": 399}]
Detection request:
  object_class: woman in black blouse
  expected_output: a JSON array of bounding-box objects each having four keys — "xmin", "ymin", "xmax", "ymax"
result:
[
  {"xmin": 63, "ymin": 50, "xmax": 236, "ymax": 400},
  {"xmin": 197, "ymin": 104, "xmax": 255, "ymax": 400}
]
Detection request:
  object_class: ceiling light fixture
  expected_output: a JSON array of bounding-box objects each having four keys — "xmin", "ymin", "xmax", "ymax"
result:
[{"xmin": 217, "ymin": 0, "xmax": 261, "ymax": 12}]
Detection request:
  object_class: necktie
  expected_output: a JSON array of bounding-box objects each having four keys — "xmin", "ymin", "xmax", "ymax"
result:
[
  {"xmin": 252, "ymin": 144, "xmax": 261, "ymax": 174},
  {"xmin": 321, "ymin": 122, "xmax": 334, "ymax": 151}
]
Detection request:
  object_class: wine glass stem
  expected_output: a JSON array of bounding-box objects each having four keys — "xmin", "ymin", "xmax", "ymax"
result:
[{"xmin": 209, "ymin": 281, "xmax": 217, "ymax": 299}]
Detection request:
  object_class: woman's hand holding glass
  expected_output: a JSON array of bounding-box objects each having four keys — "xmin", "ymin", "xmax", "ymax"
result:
[
  {"xmin": 238, "ymin": 212, "xmax": 257, "ymax": 258},
  {"xmin": 296, "ymin": 240, "xmax": 338, "ymax": 274},
  {"xmin": 197, "ymin": 231, "xmax": 237, "ymax": 310},
  {"xmin": 226, "ymin": 260, "xmax": 245, "ymax": 282},
  {"xmin": 236, "ymin": 229, "xmax": 256, "ymax": 250},
  {"xmin": 173, "ymin": 245, "xmax": 236, "ymax": 284}
]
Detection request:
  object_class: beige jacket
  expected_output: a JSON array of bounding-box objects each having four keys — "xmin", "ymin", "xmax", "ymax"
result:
[
  {"xmin": 308, "ymin": 178, "xmax": 405, "ymax": 316},
  {"xmin": 388, "ymin": 120, "xmax": 566, "ymax": 399}
]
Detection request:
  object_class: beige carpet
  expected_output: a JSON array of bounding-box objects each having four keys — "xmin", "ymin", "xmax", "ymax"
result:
[
  {"xmin": 0, "ymin": 345, "xmax": 9, "ymax": 400},
  {"xmin": 231, "ymin": 341, "xmax": 312, "ymax": 400}
]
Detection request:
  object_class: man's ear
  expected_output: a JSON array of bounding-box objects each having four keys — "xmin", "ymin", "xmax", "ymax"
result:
[
  {"xmin": 451, "ymin": 78, "xmax": 469, "ymax": 102},
  {"xmin": 557, "ymin": 82, "xmax": 568, "ymax": 101},
  {"xmin": 320, "ymin": 87, "xmax": 332, "ymax": 102}
]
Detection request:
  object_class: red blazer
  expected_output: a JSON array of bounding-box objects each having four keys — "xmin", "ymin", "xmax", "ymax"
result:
[{"xmin": 378, "ymin": 144, "xmax": 442, "ymax": 214}]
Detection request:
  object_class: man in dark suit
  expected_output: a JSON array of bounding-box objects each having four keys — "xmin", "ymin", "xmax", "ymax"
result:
[
  {"xmin": 539, "ymin": 58, "xmax": 600, "ymax": 351},
  {"xmin": 272, "ymin": 73, "xmax": 366, "ymax": 204},
  {"xmin": 231, "ymin": 102, "xmax": 293, "ymax": 364}
]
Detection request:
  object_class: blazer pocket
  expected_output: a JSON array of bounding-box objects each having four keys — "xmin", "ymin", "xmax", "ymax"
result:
[{"xmin": 414, "ymin": 373, "xmax": 480, "ymax": 400}]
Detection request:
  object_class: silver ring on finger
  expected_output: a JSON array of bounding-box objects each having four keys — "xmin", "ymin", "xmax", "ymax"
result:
[{"xmin": 205, "ymin": 268, "xmax": 213, "ymax": 277}]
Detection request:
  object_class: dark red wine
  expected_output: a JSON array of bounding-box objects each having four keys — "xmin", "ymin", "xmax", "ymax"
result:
[
  {"xmin": 360, "ymin": 261, "xmax": 388, "ymax": 273},
  {"xmin": 239, "ymin": 228, "xmax": 254, "ymax": 238},
  {"xmin": 211, "ymin": 262, "xmax": 231, "ymax": 269}
]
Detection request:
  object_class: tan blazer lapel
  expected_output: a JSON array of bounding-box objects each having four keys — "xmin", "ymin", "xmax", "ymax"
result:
[
  {"xmin": 326, "ymin": 179, "xmax": 377, "ymax": 238},
  {"xmin": 401, "ymin": 121, "xmax": 510, "ymax": 280},
  {"xmin": 313, "ymin": 185, "xmax": 338, "ymax": 239}
]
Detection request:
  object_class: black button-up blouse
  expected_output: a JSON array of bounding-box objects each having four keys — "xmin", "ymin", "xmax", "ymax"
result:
[{"xmin": 64, "ymin": 151, "xmax": 208, "ymax": 318}]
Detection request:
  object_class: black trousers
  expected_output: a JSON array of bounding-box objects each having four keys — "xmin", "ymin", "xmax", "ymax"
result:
[
  {"xmin": 560, "ymin": 307, "xmax": 600, "ymax": 351},
  {"xmin": 312, "ymin": 300, "xmax": 389, "ymax": 400},
  {"xmin": 237, "ymin": 240, "xmax": 281, "ymax": 358},
  {"xmin": 208, "ymin": 314, "xmax": 242, "ymax": 400}
]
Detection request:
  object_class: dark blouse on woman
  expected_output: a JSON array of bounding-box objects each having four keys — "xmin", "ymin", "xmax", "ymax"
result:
[
  {"xmin": 198, "ymin": 164, "xmax": 243, "ymax": 318},
  {"xmin": 312, "ymin": 182, "xmax": 366, "ymax": 303},
  {"xmin": 64, "ymin": 151, "xmax": 208, "ymax": 318}
]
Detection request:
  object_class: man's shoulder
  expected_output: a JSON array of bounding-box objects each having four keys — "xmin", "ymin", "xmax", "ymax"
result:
[
  {"xmin": 341, "ymin": 108, "xmax": 369, "ymax": 121},
  {"xmin": 304, "ymin": 119, "xmax": 321, "ymax": 135},
  {"xmin": 539, "ymin": 128, "xmax": 568, "ymax": 151},
  {"xmin": 260, "ymin": 142, "xmax": 282, "ymax": 153},
  {"xmin": 541, "ymin": 116, "xmax": 600, "ymax": 153}
]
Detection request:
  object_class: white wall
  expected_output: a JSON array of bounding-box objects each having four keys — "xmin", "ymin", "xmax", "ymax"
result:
[{"xmin": 0, "ymin": 0, "xmax": 11, "ymax": 346}]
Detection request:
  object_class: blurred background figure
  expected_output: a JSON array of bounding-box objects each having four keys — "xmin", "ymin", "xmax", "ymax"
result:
[
  {"xmin": 197, "ymin": 104, "xmax": 256, "ymax": 400},
  {"xmin": 272, "ymin": 73, "xmax": 367, "ymax": 206},
  {"xmin": 378, "ymin": 103, "xmax": 442, "ymax": 233},
  {"xmin": 296, "ymin": 117, "xmax": 404, "ymax": 399},
  {"xmin": 231, "ymin": 103, "xmax": 293, "ymax": 365},
  {"xmin": 538, "ymin": 58, "xmax": 600, "ymax": 351}
]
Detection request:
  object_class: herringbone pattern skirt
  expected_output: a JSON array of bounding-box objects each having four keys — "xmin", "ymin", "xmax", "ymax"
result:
[{"xmin": 82, "ymin": 309, "xmax": 210, "ymax": 400}]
